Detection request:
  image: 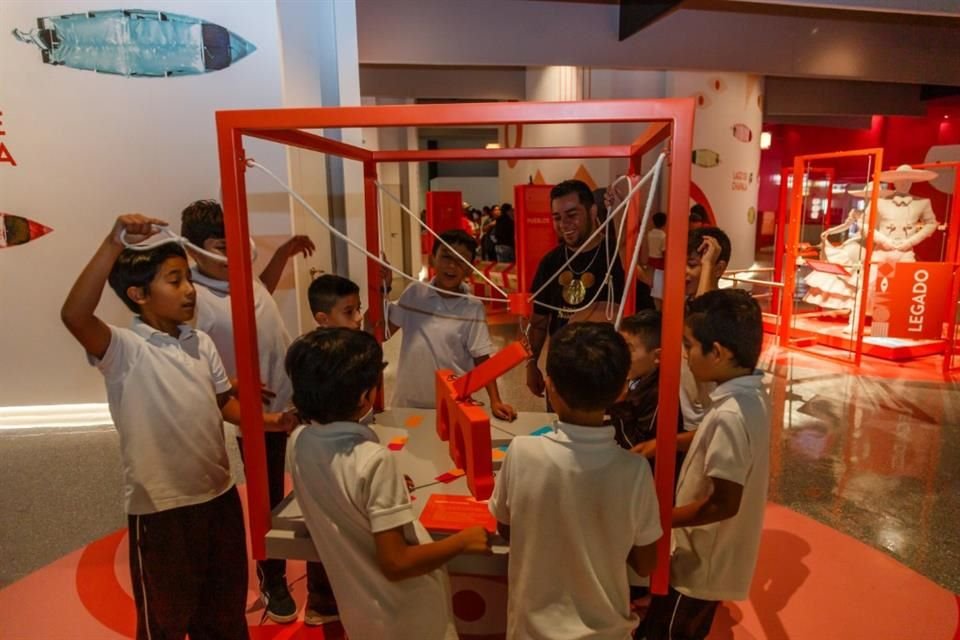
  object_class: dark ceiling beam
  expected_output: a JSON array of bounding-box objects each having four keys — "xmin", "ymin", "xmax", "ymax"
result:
[{"xmin": 618, "ymin": 0, "xmax": 685, "ymax": 41}]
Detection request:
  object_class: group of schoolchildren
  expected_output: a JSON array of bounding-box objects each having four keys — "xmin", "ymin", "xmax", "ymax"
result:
[{"xmin": 62, "ymin": 191, "xmax": 768, "ymax": 640}]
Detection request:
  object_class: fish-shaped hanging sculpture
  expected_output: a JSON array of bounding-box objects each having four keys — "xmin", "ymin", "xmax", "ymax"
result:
[
  {"xmin": 692, "ymin": 149, "xmax": 720, "ymax": 168},
  {"xmin": 12, "ymin": 9, "xmax": 256, "ymax": 77},
  {"xmin": 0, "ymin": 213, "xmax": 53, "ymax": 248},
  {"xmin": 731, "ymin": 123, "xmax": 753, "ymax": 143}
]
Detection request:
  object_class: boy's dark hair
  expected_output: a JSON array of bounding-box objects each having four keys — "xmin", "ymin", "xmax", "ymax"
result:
[
  {"xmin": 432, "ymin": 229, "xmax": 478, "ymax": 261},
  {"xmin": 689, "ymin": 204, "xmax": 707, "ymax": 223},
  {"xmin": 687, "ymin": 227, "xmax": 732, "ymax": 264},
  {"xmin": 620, "ymin": 310, "xmax": 662, "ymax": 350},
  {"xmin": 180, "ymin": 199, "xmax": 225, "ymax": 247},
  {"xmin": 108, "ymin": 243, "xmax": 188, "ymax": 313},
  {"xmin": 685, "ymin": 289, "xmax": 762, "ymax": 370},
  {"xmin": 652, "ymin": 212, "xmax": 667, "ymax": 228},
  {"xmin": 546, "ymin": 322, "xmax": 630, "ymax": 411},
  {"xmin": 501, "ymin": 203, "xmax": 513, "ymax": 215},
  {"xmin": 308, "ymin": 274, "xmax": 360, "ymax": 315},
  {"xmin": 285, "ymin": 328, "xmax": 386, "ymax": 424},
  {"xmin": 550, "ymin": 180, "xmax": 595, "ymax": 209}
]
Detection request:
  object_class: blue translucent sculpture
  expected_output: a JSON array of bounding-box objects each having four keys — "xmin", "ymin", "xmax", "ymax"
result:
[{"xmin": 12, "ymin": 9, "xmax": 256, "ymax": 77}]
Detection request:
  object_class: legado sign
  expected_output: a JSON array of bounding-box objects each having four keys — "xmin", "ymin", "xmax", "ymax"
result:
[{"xmin": 870, "ymin": 262, "xmax": 952, "ymax": 340}]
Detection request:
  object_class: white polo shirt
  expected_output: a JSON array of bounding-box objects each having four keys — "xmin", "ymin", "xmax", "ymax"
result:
[
  {"xmin": 679, "ymin": 361, "xmax": 715, "ymax": 432},
  {"xmin": 288, "ymin": 421, "xmax": 457, "ymax": 640},
  {"xmin": 192, "ymin": 269, "xmax": 292, "ymax": 414},
  {"xmin": 488, "ymin": 422, "xmax": 662, "ymax": 640},
  {"xmin": 671, "ymin": 372, "xmax": 770, "ymax": 602},
  {"xmin": 91, "ymin": 319, "xmax": 233, "ymax": 515},
  {"xmin": 388, "ymin": 281, "xmax": 494, "ymax": 409}
]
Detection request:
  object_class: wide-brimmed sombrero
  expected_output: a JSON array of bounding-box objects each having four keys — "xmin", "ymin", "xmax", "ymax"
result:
[
  {"xmin": 878, "ymin": 164, "xmax": 938, "ymax": 183},
  {"xmin": 847, "ymin": 182, "xmax": 893, "ymax": 198}
]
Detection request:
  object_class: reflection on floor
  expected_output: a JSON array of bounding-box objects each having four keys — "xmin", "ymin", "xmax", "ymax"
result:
[{"xmin": 1, "ymin": 324, "xmax": 959, "ymax": 638}]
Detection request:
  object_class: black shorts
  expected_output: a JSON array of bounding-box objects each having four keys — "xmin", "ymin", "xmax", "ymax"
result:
[
  {"xmin": 128, "ymin": 486, "xmax": 249, "ymax": 640},
  {"xmin": 642, "ymin": 586, "xmax": 720, "ymax": 640}
]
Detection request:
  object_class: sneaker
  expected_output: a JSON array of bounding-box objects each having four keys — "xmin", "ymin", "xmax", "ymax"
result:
[
  {"xmin": 304, "ymin": 592, "xmax": 340, "ymax": 626},
  {"xmin": 260, "ymin": 580, "xmax": 298, "ymax": 624}
]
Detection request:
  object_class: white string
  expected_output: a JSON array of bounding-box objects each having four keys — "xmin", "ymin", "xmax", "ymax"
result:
[
  {"xmin": 247, "ymin": 159, "xmax": 506, "ymax": 303},
  {"xmin": 376, "ymin": 186, "xmax": 393, "ymax": 340},
  {"xmin": 527, "ymin": 163, "xmax": 657, "ymax": 304},
  {"xmin": 119, "ymin": 226, "xmax": 258, "ymax": 263},
  {"xmin": 529, "ymin": 154, "xmax": 666, "ymax": 316},
  {"xmin": 615, "ymin": 154, "xmax": 665, "ymax": 330},
  {"xmin": 375, "ymin": 182, "xmax": 511, "ymax": 298}
]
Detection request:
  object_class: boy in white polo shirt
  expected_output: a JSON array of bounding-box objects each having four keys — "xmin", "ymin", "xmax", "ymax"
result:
[
  {"xmin": 285, "ymin": 328, "xmax": 491, "ymax": 640},
  {"xmin": 61, "ymin": 214, "xmax": 295, "ymax": 640},
  {"xmin": 386, "ymin": 229, "xmax": 515, "ymax": 420},
  {"xmin": 489, "ymin": 322, "xmax": 662, "ymax": 640},
  {"xmin": 179, "ymin": 200, "xmax": 333, "ymax": 625},
  {"xmin": 644, "ymin": 289, "xmax": 770, "ymax": 640}
]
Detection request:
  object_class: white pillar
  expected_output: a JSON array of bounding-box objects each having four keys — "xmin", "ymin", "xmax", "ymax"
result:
[
  {"xmin": 276, "ymin": 0, "xmax": 363, "ymax": 332},
  {"xmin": 665, "ymin": 72, "xmax": 763, "ymax": 270}
]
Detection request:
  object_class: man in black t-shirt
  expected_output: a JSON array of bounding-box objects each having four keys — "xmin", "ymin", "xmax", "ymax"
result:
[{"xmin": 526, "ymin": 180, "xmax": 625, "ymax": 398}]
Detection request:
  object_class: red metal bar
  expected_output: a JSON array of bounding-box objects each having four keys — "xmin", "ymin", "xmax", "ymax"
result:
[
  {"xmin": 629, "ymin": 121, "xmax": 671, "ymax": 160},
  {"xmin": 944, "ymin": 263, "xmax": 960, "ymax": 374},
  {"xmin": 215, "ymin": 97, "xmax": 699, "ymax": 584},
  {"xmin": 780, "ymin": 149, "xmax": 884, "ymax": 368},
  {"xmin": 216, "ymin": 115, "xmax": 270, "ymax": 560},
  {"xmin": 851, "ymin": 153, "xmax": 884, "ymax": 367},
  {"xmin": 363, "ymin": 161, "xmax": 385, "ymax": 410},
  {"xmin": 779, "ymin": 157, "xmax": 805, "ymax": 348},
  {"xmin": 373, "ymin": 145, "xmax": 631, "ymax": 163},
  {"xmin": 650, "ymin": 99, "xmax": 695, "ymax": 595},
  {"xmin": 453, "ymin": 342, "xmax": 530, "ymax": 399},
  {"xmin": 771, "ymin": 167, "xmax": 790, "ymax": 314},
  {"xmin": 218, "ymin": 98, "xmax": 700, "ymax": 131},
  {"xmin": 243, "ymin": 128, "xmax": 372, "ymax": 162}
]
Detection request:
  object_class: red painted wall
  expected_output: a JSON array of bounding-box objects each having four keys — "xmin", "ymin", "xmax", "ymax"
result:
[{"xmin": 758, "ymin": 99, "xmax": 960, "ymax": 260}]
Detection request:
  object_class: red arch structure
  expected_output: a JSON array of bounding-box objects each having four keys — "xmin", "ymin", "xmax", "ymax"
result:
[{"xmin": 215, "ymin": 99, "xmax": 694, "ymax": 594}]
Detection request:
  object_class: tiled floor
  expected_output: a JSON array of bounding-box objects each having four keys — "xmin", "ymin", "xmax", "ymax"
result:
[{"xmin": 1, "ymin": 323, "xmax": 959, "ymax": 637}]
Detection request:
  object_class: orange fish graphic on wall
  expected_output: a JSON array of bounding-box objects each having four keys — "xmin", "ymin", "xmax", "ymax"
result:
[
  {"xmin": 0, "ymin": 213, "xmax": 53, "ymax": 248},
  {"xmin": 732, "ymin": 123, "xmax": 753, "ymax": 143}
]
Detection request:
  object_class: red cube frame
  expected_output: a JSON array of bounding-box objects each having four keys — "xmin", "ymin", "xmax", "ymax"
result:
[{"xmin": 215, "ymin": 98, "xmax": 694, "ymax": 593}]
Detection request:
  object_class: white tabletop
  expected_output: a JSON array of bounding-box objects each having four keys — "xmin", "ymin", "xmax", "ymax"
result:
[{"xmin": 266, "ymin": 408, "xmax": 556, "ymax": 575}]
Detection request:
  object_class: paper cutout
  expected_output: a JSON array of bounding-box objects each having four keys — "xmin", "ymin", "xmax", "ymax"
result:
[
  {"xmin": 387, "ymin": 436, "xmax": 408, "ymax": 451},
  {"xmin": 403, "ymin": 414, "xmax": 423, "ymax": 428},
  {"xmin": 530, "ymin": 426, "xmax": 553, "ymax": 437},
  {"xmin": 419, "ymin": 494, "xmax": 496, "ymax": 533},
  {"xmin": 435, "ymin": 468, "xmax": 466, "ymax": 484}
]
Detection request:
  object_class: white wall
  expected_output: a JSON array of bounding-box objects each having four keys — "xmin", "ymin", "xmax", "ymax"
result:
[{"xmin": 0, "ymin": 0, "xmax": 287, "ymax": 405}]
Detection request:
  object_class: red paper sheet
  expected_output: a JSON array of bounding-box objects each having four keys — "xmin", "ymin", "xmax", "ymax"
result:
[{"xmin": 419, "ymin": 494, "xmax": 497, "ymax": 533}]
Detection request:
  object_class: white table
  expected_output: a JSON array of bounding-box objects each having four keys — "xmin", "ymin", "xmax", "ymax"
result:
[{"xmin": 266, "ymin": 408, "xmax": 557, "ymax": 576}]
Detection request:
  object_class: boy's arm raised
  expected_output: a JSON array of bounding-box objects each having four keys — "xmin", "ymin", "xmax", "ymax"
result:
[
  {"xmin": 373, "ymin": 525, "xmax": 490, "ymax": 582},
  {"xmin": 61, "ymin": 215, "xmax": 166, "ymax": 359},
  {"xmin": 259, "ymin": 235, "xmax": 315, "ymax": 294}
]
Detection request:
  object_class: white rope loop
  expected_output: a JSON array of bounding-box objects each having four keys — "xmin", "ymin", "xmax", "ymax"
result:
[
  {"xmin": 245, "ymin": 152, "xmax": 665, "ymax": 318},
  {"xmin": 119, "ymin": 227, "xmax": 258, "ymax": 263},
  {"xmin": 247, "ymin": 159, "xmax": 506, "ymax": 303},
  {"xmin": 614, "ymin": 154, "xmax": 666, "ymax": 329}
]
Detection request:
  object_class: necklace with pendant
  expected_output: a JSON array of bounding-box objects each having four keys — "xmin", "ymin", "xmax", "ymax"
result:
[{"xmin": 559, "ymin": 242, "xmax": 602, "ymax": 306}]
